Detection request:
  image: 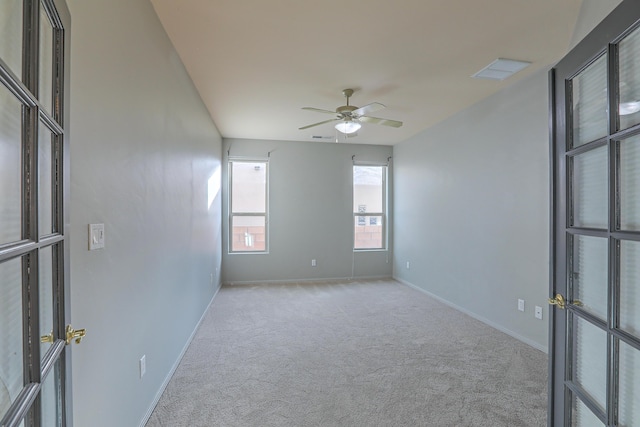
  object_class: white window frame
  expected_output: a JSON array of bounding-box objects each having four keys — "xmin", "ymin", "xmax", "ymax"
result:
[
  {"xmin": 353, "ymin": 163, "xmax": 387, "ymax": 251},
  {"xmin": 228, "ymin": 159, "xmax": 269, "ymax": 253}
]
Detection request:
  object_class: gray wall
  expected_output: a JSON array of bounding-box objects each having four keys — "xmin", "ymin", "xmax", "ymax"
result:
[
  {"xmin": 222, "ymin": 138, "xmax": 393, "ymax": 283},
  {"xmin": 392, "ymin": 0, "xmax": 622, "ymax": 353},
  {"xmin": 67, "ymin": 1, "xmax": 222, "ymax": 426}
]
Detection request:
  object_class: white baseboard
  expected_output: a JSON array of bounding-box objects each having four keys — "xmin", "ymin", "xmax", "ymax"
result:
[
  {"xmin": 138, "ymin": 281, "xmax": 222, "ymax": 427},
  {"xmin": 394, "ymin": 277, "xmax": 548, "ymax": 354},
  {"xmin": 223, "ymin": 275, "xmax": 393, "ymax": 286}
]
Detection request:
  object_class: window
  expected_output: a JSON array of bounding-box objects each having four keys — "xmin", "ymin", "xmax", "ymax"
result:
[
  {"xmin": 353, "ymin": 165, "xmax": 386, "ymax": 250},
  {"xmin": 229, "ymin": 160, "xmax": 268, "ymax": 252}
]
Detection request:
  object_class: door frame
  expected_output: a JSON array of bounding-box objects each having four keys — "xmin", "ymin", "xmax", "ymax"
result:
[{"xmin": 549, "ymin": 1, "xmax": 640, "ymax": 425}]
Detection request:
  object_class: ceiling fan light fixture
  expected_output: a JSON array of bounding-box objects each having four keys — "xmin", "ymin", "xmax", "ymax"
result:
[{"xmin": 335, "ymin": 120, "xmax": 361, "ymax": 134}]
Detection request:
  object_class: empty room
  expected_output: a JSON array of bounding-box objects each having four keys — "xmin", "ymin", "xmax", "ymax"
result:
[{"xmin": 1, "ymin": 0, "xmax": 639, "ymax": 426}]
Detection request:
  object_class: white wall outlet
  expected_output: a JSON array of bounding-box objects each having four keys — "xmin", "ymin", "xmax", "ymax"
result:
[
  {"xmin": 311, "ymin": 259, "xmax": 317, "ymax": 267},
  {"xmin": 535, "ymin": 306, "xmax": 543, "ymax": 320},
  {"xmin": 210, "ymin": 273, "xmax": 214, "ymax": 284},
  {"xmin": 88, "ymin": 223, "xmax": 105, "ymax": 250},
  {"xmin": 518, "ymin": 299, "xmax": 525, "ymax": 312},
  {"xmin": 139, "ymin": 355, "xmax": 146, "ymax": 378},
  {"xmin": 406, "ymin": 261, "xmax": 410, "ymax": 269}
]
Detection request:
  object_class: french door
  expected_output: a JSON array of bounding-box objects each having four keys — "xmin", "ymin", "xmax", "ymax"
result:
[
  {"xmin": 550, "ymin": 1, "xmax": 640, "ymax": 425},
  {"xmin": 0, "ymin": 1, "xmax": 73, "ymax": 426}
]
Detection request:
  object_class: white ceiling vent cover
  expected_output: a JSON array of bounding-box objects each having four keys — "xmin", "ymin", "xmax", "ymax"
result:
[{"xmin": 472, "ymin": 58, "xmax": 531, "ymax": 81}]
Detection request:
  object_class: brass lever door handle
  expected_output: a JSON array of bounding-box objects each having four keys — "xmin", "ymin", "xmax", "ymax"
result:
[
  {"xmin": 548, "ymin": 293, "xmax": 566, "ymax": 310},
  {"xmin": 65, "ymin": 325, "xmax": 86, "ymax": 345},
  {"xmin": 41, "ymin": 331, "xmax": 54, "ymax": 343}
]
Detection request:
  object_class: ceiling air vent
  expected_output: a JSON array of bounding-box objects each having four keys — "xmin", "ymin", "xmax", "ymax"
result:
[{"xmin": 472, "ymin": 58, "xmax": 531, "ymax": 81}]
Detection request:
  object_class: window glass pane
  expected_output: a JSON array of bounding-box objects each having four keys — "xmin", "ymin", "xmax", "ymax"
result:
[
  {"xmin": 619, "ymin": 26, "xmax": 640, "ymax": 131},
  {"xmin": 354, "ymin": 216, "xmax": 383, "ymax": 249},
  {"xmin": 41, "ymin": 360, "xmax": 62, "ymax": 427},
  {"xmin": 620, "ymin": 240, "xmax": 640, "ymax": 338},
  {"xmin": 619, "ymin": 340, "xmax": 640, "ymax": 427},
  {"xmin": 570, "ymin": 235, "xmax": 607, "ymax": 321},
  {"xmin": 353, "ymin": 166, "xmax": 383, "ymax": 213},
  {"xmin": 0, "ymin": 0, "xmax": 22, "ymax": 77},
  {"xmin": 572, "ymin": 146, "xmax": 608, "ymax": 228},
  {"xmin": 231, "ymin": 162, "xmax": 266, "ymax": 213},
  {"xmin": 572, "ymin": 394, "xmax": 604, "ymax": 427},
  {"xmin": 620, "ymin": 136, "xmax": 640, "ymax": 230},
  {"xmin": 39, "ymin": 246, "xmax": 54, "ymax": 359},
  {"xmin": 39, "ymin": 5, "xmax": 53, "ymax": 114},
  {"xmin": 573, "ymin": 316, "xmax": 607, "ymax": 412},
  {"xmin": 0, "ymin": 257, "xmax": 24, "ymax": 416},
  {"xmin": 0, "ymin": 84, "xmax": 23, "ymax": 244},
  {"xmin": 39, "ymin": 124, "xmax": 53, "ymax": 236},
  {"xmin": 231, "ymin": 216, "xmax": 265, "ymax": 252},
  {"xmin": 572, "ymin": 54, "xmax": 608, "ymax": 148}
]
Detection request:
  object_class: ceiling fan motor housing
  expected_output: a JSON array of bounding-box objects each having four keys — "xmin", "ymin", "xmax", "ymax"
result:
[{"xmin": 337, "ymin": 105, "xmax": 357, "ymax": 118}]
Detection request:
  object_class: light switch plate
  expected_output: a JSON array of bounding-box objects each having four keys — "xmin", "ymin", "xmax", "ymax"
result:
[{"xmin": 89, "ymin": 223, "xmax": 105, "ymax": 250}]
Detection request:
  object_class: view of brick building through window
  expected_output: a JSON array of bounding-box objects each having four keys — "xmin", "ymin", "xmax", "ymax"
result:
[
  {"xmin": 353, "ymin": 165, "xmax": 386, "ymax": 249},
  {"xmin": 230, "ymin": 161, "xmax": 267, "ymax": 252}
]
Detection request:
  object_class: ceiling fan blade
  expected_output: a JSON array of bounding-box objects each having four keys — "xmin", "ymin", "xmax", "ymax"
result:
[
  {"xmin": 299, "ymin": 118, "xmax": 339, "ymax": 130},
  {"xmin": 359, "ymin": 115, "xmax": 403, "ymax": 128},
  {"xmin": 352, "ymin": 102, "xmax": 385, "ymax": 117},
  {"xmin": 302, "ymin": 107, "xmax": 338, "ymax": 116}
]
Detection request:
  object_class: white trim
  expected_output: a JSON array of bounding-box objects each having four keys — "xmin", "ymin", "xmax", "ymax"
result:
[
  {"xmin": 394, "ymin": 277, "xmax": 549, "ymax": 354},
  {"xmin": 137, "ymin": 282, "xmax": 222, "ymax": 427}
]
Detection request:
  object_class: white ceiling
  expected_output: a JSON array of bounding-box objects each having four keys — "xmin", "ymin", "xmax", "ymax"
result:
[{"xmin": 150, "ymin": 0, "xmax": 583, "ymax": 145}]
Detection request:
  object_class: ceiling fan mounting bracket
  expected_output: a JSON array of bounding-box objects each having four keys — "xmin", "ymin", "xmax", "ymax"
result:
[{"xmin": 342, "ymin": 88, "xmax": 354, "ymax": 99}]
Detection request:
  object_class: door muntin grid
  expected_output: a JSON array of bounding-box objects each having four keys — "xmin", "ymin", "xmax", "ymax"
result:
[{"xmin": 561, "ymin": 20, "xmax": 640, "ymax": 427}]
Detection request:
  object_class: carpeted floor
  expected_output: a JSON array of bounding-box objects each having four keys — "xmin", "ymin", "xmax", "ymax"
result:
[{"xmin": 146, "ymin": 279, "xmax": 547, "ymax": 426}]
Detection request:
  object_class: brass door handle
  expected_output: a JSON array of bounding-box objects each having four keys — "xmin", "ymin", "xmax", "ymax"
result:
[
  {"xmin": 65, "ymin": 325, "xmax": 86, "ymax": 345},
  {"xmin": 41, "ymin": 331, "xmax": 54, "ymax": 343},
  {"xmin": 548, "ymin": 293, "xmax": 566, "ymax": 310}
]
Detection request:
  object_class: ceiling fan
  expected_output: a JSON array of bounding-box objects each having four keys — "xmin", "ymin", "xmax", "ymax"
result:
[{"xmin": 299, "ymin": 89, "xmax": 403, "ymax": 135}]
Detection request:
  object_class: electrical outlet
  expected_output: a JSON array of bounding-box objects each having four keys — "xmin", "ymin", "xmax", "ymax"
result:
[
  {"xmin": 535, "ymin": 306, "xmax": 543, "ymax": 320},
  {"xmin": 311, "ymin": 259, "xmax": 317, "ymax": 267},
  {"xmin": 406, "ymin": 261, "xmax": 410, "ymax": 269},
  {"xmin": 140, "ymin": 355, "xmax": 146, "ymax": 378},
  {"xmin": 518, "ymin": 299, "xmax": 525, "ymax": 312},
  {"xmin": 210, "ymin": 273, "xmax": 213, "ymax": 284}
]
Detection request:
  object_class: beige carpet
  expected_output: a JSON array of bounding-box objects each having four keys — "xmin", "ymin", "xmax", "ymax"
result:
[{"xmin": 146, "ymin": 279, "xmax": 547, "ymax": 426}]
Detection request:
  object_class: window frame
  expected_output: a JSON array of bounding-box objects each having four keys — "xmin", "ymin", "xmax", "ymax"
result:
[
  {"xmin": 228, "ymin": 159, "xmax": 269, "ymax": 254},
  {"xmin": 352, "ymin": 163, "xmax": 387, "ymax": 251}
]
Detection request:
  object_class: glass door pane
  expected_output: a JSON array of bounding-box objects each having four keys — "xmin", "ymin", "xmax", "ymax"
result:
[
  {"xmin": 39, "ymin": 246, "xmax": 54, "ymax": 359},
  {"xmin": 0, "ymin": 84, "xmax": 23, "ymax": 244},
  {"xmin": 620, "ymin": 240, "xmax": 640, "ymax": 338},
  {"xmin": 619, "ymin": 26, "xmax": 640, "ymax": 131},
  {"xmin": 0, "ymin": 0, "xmax": 22, "ymax": 77},
  {"xmin": 619, "ymin": 341, "xmax": 640, "ymax": 426},
  {"xmin": 0, "ymin": 257, "xmax": 24, "ymax": 416},
  {"xmin": 572, "ymin": 146, "xmax": 608, "ymax": 228},
  {"xmin": 39, "ymin": 124, "xmax": 53, "ymax": 236},
  {"xmin": 41, "ymin": 362, "xmax": 62, "ymax": 427},
  {"xmin": 572, "ymin": 54, "xmax": 608, "ymax": 147},
  {"xmin": 570, "ymin": 235, "xmax": 608, "ymax": 319},
  {"xmin": 39, "ymin": 5, "xmax": 53, "ymax": 114},
  {"xmin": 573, "ymin": 316, "xmax": 608, "ymax": 412},
  {"xmin": 572, "ymin": 396, "xmax": 605, "ymax": 426},
  {"xmin": 620, "ymin": 136, "xmax": 640, "ymax": 230}
]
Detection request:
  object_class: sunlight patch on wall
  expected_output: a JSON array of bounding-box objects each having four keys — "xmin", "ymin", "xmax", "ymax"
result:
[{"xmin": 208, "ymin": 166, "xmax": 221, "ymax": 210}]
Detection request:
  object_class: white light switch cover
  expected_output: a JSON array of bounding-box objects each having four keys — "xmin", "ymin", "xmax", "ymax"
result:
[{"xmin": 89, "ymin": 223, "xmax": 105, "ymax": 250}]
